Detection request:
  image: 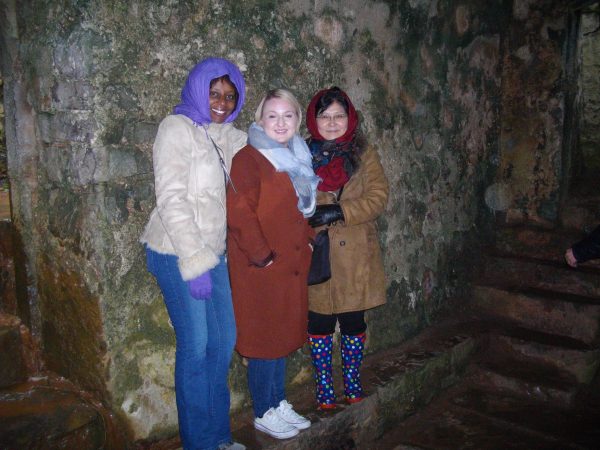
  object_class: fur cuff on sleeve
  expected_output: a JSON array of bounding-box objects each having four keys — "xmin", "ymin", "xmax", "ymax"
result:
[{"xmin": 178, "ymin": 251, "xmax": 220, "ymax": 281}]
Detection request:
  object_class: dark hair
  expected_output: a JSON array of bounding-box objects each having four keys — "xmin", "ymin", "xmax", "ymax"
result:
[
  {"xmin": 314, "ymin": 86, "xmax": 349, "ymax": 117},
  {"xmin": 209, "ymin": 74, "xmax": 239, "ymax": 101}
]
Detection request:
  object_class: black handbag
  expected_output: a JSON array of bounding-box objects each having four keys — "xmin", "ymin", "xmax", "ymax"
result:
[{"xmin": 307, "ymin": 229, "xmax": 331, "ymax": 285}]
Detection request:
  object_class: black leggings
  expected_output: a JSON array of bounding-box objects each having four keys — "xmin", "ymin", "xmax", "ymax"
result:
[{"xmin": 308, "ymin": 310, "xmax": 366, "ymax": 335}]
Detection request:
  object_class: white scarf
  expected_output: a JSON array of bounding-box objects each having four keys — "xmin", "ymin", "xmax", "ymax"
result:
[{"xmin": 248, "ymin": 122, "xmax": 319, "ymax": 218}]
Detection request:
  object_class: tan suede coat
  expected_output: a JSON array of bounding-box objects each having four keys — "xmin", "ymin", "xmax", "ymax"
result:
[
  {"xmin": 227, "ymin": 145, "xmax": 314, "ymax": 359},
  {"xmin": 308, "ymin": 146, "xmax": 389, "ymax": 315}
]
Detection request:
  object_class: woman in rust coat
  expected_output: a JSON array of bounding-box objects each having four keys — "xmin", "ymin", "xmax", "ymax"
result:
[
  {"xmin": 227, "ymin": 89, "xmax": 319, "ymax": 439},
  {"xmin": 306, "ymin": 87, "xmax": 389, "ymax": 409}
]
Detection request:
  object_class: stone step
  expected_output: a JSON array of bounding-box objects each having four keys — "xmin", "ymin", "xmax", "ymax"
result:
[
  {"xmin": 449, "ymin": 389, "xmax": 600, "ymax": 448},
  {"xmin": 373, "ymin": 385, "xmax": 575, "ymax": 450},
  {"xmin": 478, "ymin": 253, "xmax": 600, "ymax": 299},
  {"xmin": 470, "ymin": 284, "xmax": 600, "ymax": 344},
  {"xmin": 0, "ymin": 377, "xmax": 108, "ymax": 449},
  {"xmin": 492, "ymin": 226, "xmax": 600, "ymax": 270},
  {"xmin": 228, "ymin": 319, "xmax": 479, "ymax": 450},
  {"xmin": 373, "ymin": 343, "xmax": 600, "ymax": 449},
  {"xmin": 486, "ymin": 330, "xmax": 600, "ymax": 385},
  {"xmin": 470, "ymin": 360, "xmax": 580, "ymax": 407}
]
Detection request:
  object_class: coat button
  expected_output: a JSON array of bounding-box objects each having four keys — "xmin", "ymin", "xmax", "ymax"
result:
[
  {"xmin": 295, "ymin": 245, "xmax": 300, "ymax": 251},
  {"xmin": 294, "ymin": 270, "xmax": 300, "ymax": 276},
  {"xmin": 340, "ymin": 240, "xmax": 346, "ymax": 246}
]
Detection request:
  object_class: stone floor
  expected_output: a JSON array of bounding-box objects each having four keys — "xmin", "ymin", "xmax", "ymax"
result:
[
  {"xmin": 135, "ymin": 315, "xmax": 600, "ymax": 450},
  {"xmin": 372, "ymin": 312, "xmax": 600, "ymax": 449},
  {"xmin": 133, "ymin": 316, "xmax": 479, "ymax": 450},
  {"xmin": 373, "ymin": 370, "xmax": 600, "ymax": 449}
]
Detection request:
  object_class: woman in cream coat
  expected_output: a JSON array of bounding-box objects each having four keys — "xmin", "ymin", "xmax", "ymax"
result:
[{"xmin": 140, "ymin": 58, "xmax": 247, "ymax": 450}]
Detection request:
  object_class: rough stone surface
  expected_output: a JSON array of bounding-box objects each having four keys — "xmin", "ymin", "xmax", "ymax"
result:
[
  {"xmin": 488, "ymin": 333, "xmax": 600, "ymax": 385},
  {"xmin": 579, "ymin": 5, "xmax": 600, "ymax": 178},
  {"xmin": 0, "ymin": 312, "xmax": 43, "ymax": 380},
  {"xmin": 0, "ymin": 75, "xmax": 5, "ymax": 191},
  {"xmin": 0, "ymin": 222, "xmax": 17, "ymax": 315},
  {"xmin": 471, "ymin": 285, "xmax": 600, "ymax": 344},
  {"xmin": 0, "ymin": 325, "xmax": 26, "ymax": 388},
  {"xmin": 0, "ymin": 0, "xmax": 580, "ymax": 442},
  {"xmin": 496, "ymin": 1, "xmax": 568, "ymax": 224},
  {"xmin": 374, "ymin": 221, "xmax": 600, "ymax": 449},
  {"xmin": 0, "ymin": 375, "xmax": 128, "ymax": 450},
  {"xmin": 226, "ymin": 319, "xmax": 477, "ymax": 450},
  {"xmin": 37, "ymin": 252, "xmax": 107, "ymax": 398},
  {"xmin": 479, "ymin": 253, "xmax": 600, "ymax": 299}
]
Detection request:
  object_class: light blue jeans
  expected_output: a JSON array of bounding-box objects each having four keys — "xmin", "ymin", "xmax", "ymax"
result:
[
  {"xmin": 146, "ymin": 248, "xmax": 236, "ymax": 450},
  {"xmin": 247, "ymin": 357, "xmax": 286, "ymax": 418}
]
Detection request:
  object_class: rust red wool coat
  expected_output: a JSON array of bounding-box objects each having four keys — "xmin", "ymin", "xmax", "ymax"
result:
[{"xmin": 227, "ymin": 144, "xmax": 314, "ymax": 359}]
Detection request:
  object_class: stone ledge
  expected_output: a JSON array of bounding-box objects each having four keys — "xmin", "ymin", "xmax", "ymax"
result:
[
  {"xmin": 0, "ymin": 378, "xmax": 105, "ymax": 449},
  {"xmin": 230, "ymin": 319, "xmax": 478, "ymax": 450}
]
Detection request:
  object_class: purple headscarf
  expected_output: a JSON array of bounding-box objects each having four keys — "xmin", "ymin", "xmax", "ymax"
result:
[{"xmin": 174, "ymin": 57, "xmax": 246, "ymax": 125}]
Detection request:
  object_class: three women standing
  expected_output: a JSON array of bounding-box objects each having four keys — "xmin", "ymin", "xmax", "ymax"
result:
[
  {"xmin": 142, "ymin": 63, "xmax": 387, "ymax": 447},
  {"xmin": 306, "ymin": 87, "xmax": 389, "ymax": 409},
  {"xmin": 141, "ymin": 58, "xmax": 247, "ymax": 450},
  {"xmin": 227, "ymin": 89, "xmax": 319, "ymax": 439}
]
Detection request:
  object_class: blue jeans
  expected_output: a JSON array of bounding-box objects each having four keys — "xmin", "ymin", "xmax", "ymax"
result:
[
  {"xmin": 146, "ymin": 248, "xmax": 236, "ymax": 450},
  {"xmin": 247, "ymin": 357, "xmax": 286, "ymax": 418}
]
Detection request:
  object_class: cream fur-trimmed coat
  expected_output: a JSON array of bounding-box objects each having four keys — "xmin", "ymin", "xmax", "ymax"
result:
[{"xmin": 140, "ymin": 114, "xmax": 247, "ymax": 280}]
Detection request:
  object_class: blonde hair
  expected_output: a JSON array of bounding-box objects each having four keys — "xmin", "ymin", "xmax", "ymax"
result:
[{"xmin": 254, "ymin": 88, "xmax": 303, "ymax": 132}]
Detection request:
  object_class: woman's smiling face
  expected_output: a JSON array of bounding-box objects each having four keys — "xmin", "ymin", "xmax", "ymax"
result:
[
  {"xmin": 259, "ymin": 98, "xmax": 299, "ymax": 146},
  {"xmin": 209, "ymin": 78, "xmax": 237, "ymax": 124},
  {"xmin": 316, "ymin": 101, "xmax": 348, "ymax": 141}
]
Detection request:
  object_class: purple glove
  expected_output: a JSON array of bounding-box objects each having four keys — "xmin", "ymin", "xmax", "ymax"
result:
[{"xmin": 188, "ymin": 272, "xmax": 212, "ymax": 300}]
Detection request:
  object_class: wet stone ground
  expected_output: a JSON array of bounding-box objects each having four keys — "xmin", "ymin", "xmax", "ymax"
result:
[
  {"xmin": 373, "ymin": 360, "xmax": 600, "ymax": 449},
  {"xmin": 136, "ymin": 316, "xmax": 600, "ymax": 450}
]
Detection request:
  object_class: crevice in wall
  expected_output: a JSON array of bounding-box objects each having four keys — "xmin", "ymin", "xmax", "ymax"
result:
[
  {"xmin": 0, "ymin": 74, "xmax": 9, "ymax": 222},
  {"xmin": 569, "ymin": 1, "xmax": 600, "ymax": 196}
]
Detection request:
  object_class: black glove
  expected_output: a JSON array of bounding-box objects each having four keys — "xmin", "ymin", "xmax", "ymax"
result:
[{"xmin": 309, "ymin": 204, "xmax": 344, "ymax": 228}]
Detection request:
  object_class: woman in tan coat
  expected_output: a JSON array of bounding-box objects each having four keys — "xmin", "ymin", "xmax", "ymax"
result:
[
  {"xmin": 306, "ymin": 87, "xmax": 389, "ymax": 409},
  {"xmin": 227, "ymin": 89, "xmax": 319, "ymax": 439}
]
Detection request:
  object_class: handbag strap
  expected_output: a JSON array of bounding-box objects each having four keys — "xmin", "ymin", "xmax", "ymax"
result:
[
  {"xmin": 337, "ymin": 185, "xmax": 344, "ymax": 202},
  {"xmin": 208, "ymin": 135, "xmax": 237, "ymax": 193},
  {"xmin": 193, "ymin": 121, "xmax": 237, "ymax": 193}
]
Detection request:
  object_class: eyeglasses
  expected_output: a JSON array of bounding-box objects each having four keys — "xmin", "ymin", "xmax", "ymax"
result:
[{"xmin": 316, "ymin": 113, "xmax": 348, "ymax": 123}]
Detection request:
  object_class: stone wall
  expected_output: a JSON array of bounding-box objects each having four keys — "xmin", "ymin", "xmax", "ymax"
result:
[
  {"xmin": 489, "ymin": 0, "xmax": 570, "ymax": 224},
  {"xmin": 0, "ymin": 0, "xmax": 537, "ymax": 442},
  {"xmin": 0, "ymin": 75, "xmax": 5, "ymax": 190},
  {"xmin": 579, "ymin": 3, "xmax": 600, "ymax": 177}
]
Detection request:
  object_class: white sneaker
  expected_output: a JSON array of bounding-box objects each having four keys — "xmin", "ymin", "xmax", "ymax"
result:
[
  {"xmin": 217, "ymin": 442, "xmax": 246, "ymax": 450},
  {"xmin": 254, "ymin": 408, "xmax": 299, "ymax": 439},
  {"xmin": 275, "ymin": 400, "xmax": 311, "ymax": 430}
]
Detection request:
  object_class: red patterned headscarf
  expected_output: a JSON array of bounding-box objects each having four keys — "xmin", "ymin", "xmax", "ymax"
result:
[
  {"xmin": 306, "ymin": 87, "xmax": 361, "ymax": 191},
  {"xmin": 306, "ymin": 87, "xmax": 359, "ymax": 143}
]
